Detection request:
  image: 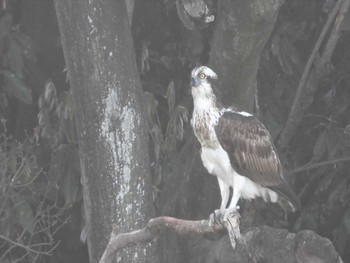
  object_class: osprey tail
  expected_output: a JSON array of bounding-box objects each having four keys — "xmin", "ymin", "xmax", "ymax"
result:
[{"xmin": 271, "ymin": 183, "xmax": 301, "ymax": 212}]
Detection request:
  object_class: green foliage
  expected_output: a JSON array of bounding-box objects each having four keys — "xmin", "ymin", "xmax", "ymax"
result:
[
  {"xmin": 0, "ymin": 13, "xmax": 35, "ymax": 106},
  {"xmin": 1, "ymin": 70, "xmax": 32, "ymax": 104},
  {"xmin": 37, "ymin": 80, "xmax": 76, "ymax": 147},
  {"xmin": 0, "ymin": 6, "xmax": 81, "ymax": 262},
  {"xmin": 0, "ymin": 77, "xmax": 80, "ymax": 263}
]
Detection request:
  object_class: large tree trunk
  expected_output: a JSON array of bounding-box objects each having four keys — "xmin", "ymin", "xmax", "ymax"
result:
[
  {"xmin": 209, "ymin": 0, "xmax": 284, "ymax": 111},
  {"xmin": 54, "ymin": 1, "xmax": 158, "ymax": 262}
]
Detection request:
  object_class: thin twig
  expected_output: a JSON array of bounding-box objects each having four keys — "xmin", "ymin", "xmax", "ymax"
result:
[
  {"xmin": 0, "ymin": 234, "xmax": 56, "ymax": 256},
  {"xmin": 288, "ymin": 156, "xmax": 350, "ymax": 175}
]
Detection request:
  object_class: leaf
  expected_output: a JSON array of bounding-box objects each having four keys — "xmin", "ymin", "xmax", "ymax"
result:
[
  {"xmin": 1, "ymin": 70, "xmax": 32, "ymax": 104},
  {"xmin": 6, "ymin": 36, "xmax": 24, "ymax": 79},
  {"xmin": 165, "ymin": 105, "xmax": 188, "ymax": 149},
  {"xmin": 63, "ymin": 90, "xmax": 74, "ymax": 120},
  {"xmin": 271, "ymin": 36, "xmax": 293, "ymax": 75},
  {"xmin": 144, "ymin": 91, "xmax": 158, "ymax": 121},
  {"xmin": 312, "ymin": 131, "xmax": 328, "ymax": 162},
  {"xmin": 166, "ymin": 81, "xmax": 175, "ymax": 114},
  {"xmin": 150, "ymin": 124, "xmax": 163, "ymax": 160},
  {"xmin": 44, "ymin": 80, "xmax": 57, "ymax": 103},
  {"xmin": 62, "ymin": 161, "xmax": 79, "ymax": 208},
  {"xmin": 270, "ymin": 24, "xmax": 303, "ymax": 76},
  {"xmin": 13, "ymin": 195, "xmax": 35, "ymax": 234},
  {"xmin": 12, "ymin": 30, "xmax": 37, "ymax": 63},
  {"xmin": 47, "ymin": 145, "xmax": 70, "ymax": 194},
  {"xmin": 141, "ymin": 42, "xmax": 150, "ymax": 74},
  {"xmin": 152, "ymin": 161, "xmax": 163, "ymax": 188},
  {"xmin": 62, "ymin": 118, "xmax": 76, "ymax": 144}
]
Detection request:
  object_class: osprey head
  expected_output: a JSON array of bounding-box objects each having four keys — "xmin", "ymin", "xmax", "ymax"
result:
[
  {"xmin": 190, "ymin": 66, "xmax": 218, "ymax": 88},
  {"xmin": 190, "ymin": 66, "xmax": 219, "ymax": 103}
]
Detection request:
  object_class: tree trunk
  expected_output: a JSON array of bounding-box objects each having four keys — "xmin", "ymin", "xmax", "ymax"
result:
[
  {"xmin": 209, "ymin": 0, "xmax": 284, "ymax": 111},
  {"xmin": 54, "ymin": 1, "xmax": 158, "ymax": 262}
]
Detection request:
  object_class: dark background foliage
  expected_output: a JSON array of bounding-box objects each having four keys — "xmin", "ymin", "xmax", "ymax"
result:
[{"xmin": 0, "ymin": 0, "xmax": 349, "ymax": 262}]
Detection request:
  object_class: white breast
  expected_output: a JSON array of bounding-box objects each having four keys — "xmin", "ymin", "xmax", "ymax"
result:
[{"xmin": 200, "ymin": 146, "xmax": 235, "ymax": 186}]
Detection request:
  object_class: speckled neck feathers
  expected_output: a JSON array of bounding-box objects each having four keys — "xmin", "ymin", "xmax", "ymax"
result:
[{"xmin": 191, "ymin": 81, "xmax": 223, "ymax": 148}]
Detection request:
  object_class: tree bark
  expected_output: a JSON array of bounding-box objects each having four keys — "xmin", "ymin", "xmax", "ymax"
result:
[
  {"xmin": 54, "ymin": 1, "xmax": 158, "ymax": 262},
  {"xmin": 209, "ymin": 0, "xmax": 284, "ymax": 111}
]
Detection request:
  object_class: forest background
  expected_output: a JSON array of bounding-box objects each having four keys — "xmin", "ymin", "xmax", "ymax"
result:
[{"xmin": 0, "ymin": 0, "xmax": 350, "ymax": 262}]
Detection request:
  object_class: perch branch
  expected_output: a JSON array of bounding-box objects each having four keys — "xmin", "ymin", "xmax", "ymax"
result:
[
  {"xmin": 99, "ymin": 215, "xmax": 343, "ymax": 263},
  {"xmin": 99, "ymin": 212, "xmax": 240, "ymax": 263},
  {"xmin": 278, "ymin": 0, "xmax": 350, "ymax": 149}
]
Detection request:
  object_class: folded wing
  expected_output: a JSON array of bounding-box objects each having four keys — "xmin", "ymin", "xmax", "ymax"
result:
[{"xmin": 215, "ymin": 110, "xmax": 300, "ymax": 211}]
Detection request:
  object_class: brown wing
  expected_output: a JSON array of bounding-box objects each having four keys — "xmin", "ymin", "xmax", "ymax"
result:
[{"xmin": 215, "ymin": 111, "xmax": 300, "ymax": 210}]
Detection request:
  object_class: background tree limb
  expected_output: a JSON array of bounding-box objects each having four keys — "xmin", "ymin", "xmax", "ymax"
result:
[{"xmin": 278, "ymin": 0, "xmax": 350, "ymax": 149}]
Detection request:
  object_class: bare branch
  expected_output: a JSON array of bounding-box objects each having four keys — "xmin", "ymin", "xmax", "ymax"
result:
[
  {"xmin": 0, "ymin": 234, "xmax": 57, "ymax": 256},
  {"xmin": 288, "ymin": 156, "xmax": 350, "ymax": 175},
  {"xmin": 98, "ymin": 212, "xmax": 343, "ymax": 263},
  {"xmin": 99, "ymin": 212, "xmax": 240, "ymax": 263}
]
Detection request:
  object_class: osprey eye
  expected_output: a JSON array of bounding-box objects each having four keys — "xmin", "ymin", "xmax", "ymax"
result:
[{"xmin": 198, "ymin": 72, "xmax": 206, "ymax": 79}]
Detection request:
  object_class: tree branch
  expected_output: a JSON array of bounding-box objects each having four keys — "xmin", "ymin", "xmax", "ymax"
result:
[
  {"xmin": 99, "ymin": 212, "xmax": 240, "ymax": 263},
  {"xmin": 278, "ymin": 0, "xmax": 350, "ymax": 149},
  {"xmin": 288, "ymin": 156, "xmax": 350, "ymax": 175},
  {"xmin": 99, "ymin": 211, "xmax": 343, "ymax": 263}
]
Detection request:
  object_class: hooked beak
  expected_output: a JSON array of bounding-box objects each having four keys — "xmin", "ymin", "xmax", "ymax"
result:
[{"xmin": 190, "ymin": 77, "xmax": 198, "ymax": 87}]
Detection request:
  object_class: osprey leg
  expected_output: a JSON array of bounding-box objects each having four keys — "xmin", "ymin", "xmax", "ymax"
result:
[
  {"xmin": 223, "ymin": 175, "xmax": 243, "ymax": 221},
  {"xmin": 209, "ymin": 178, "xmax": 230, "ymax": 227},
  {"xmin": 218, "ymin": 177, "xmax": 230, "ymax": 210}
]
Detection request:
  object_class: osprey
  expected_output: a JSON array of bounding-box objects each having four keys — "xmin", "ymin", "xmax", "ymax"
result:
[{"xmin": 190, "ymin": 66, "xmax": 300, "ymax": 220}]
